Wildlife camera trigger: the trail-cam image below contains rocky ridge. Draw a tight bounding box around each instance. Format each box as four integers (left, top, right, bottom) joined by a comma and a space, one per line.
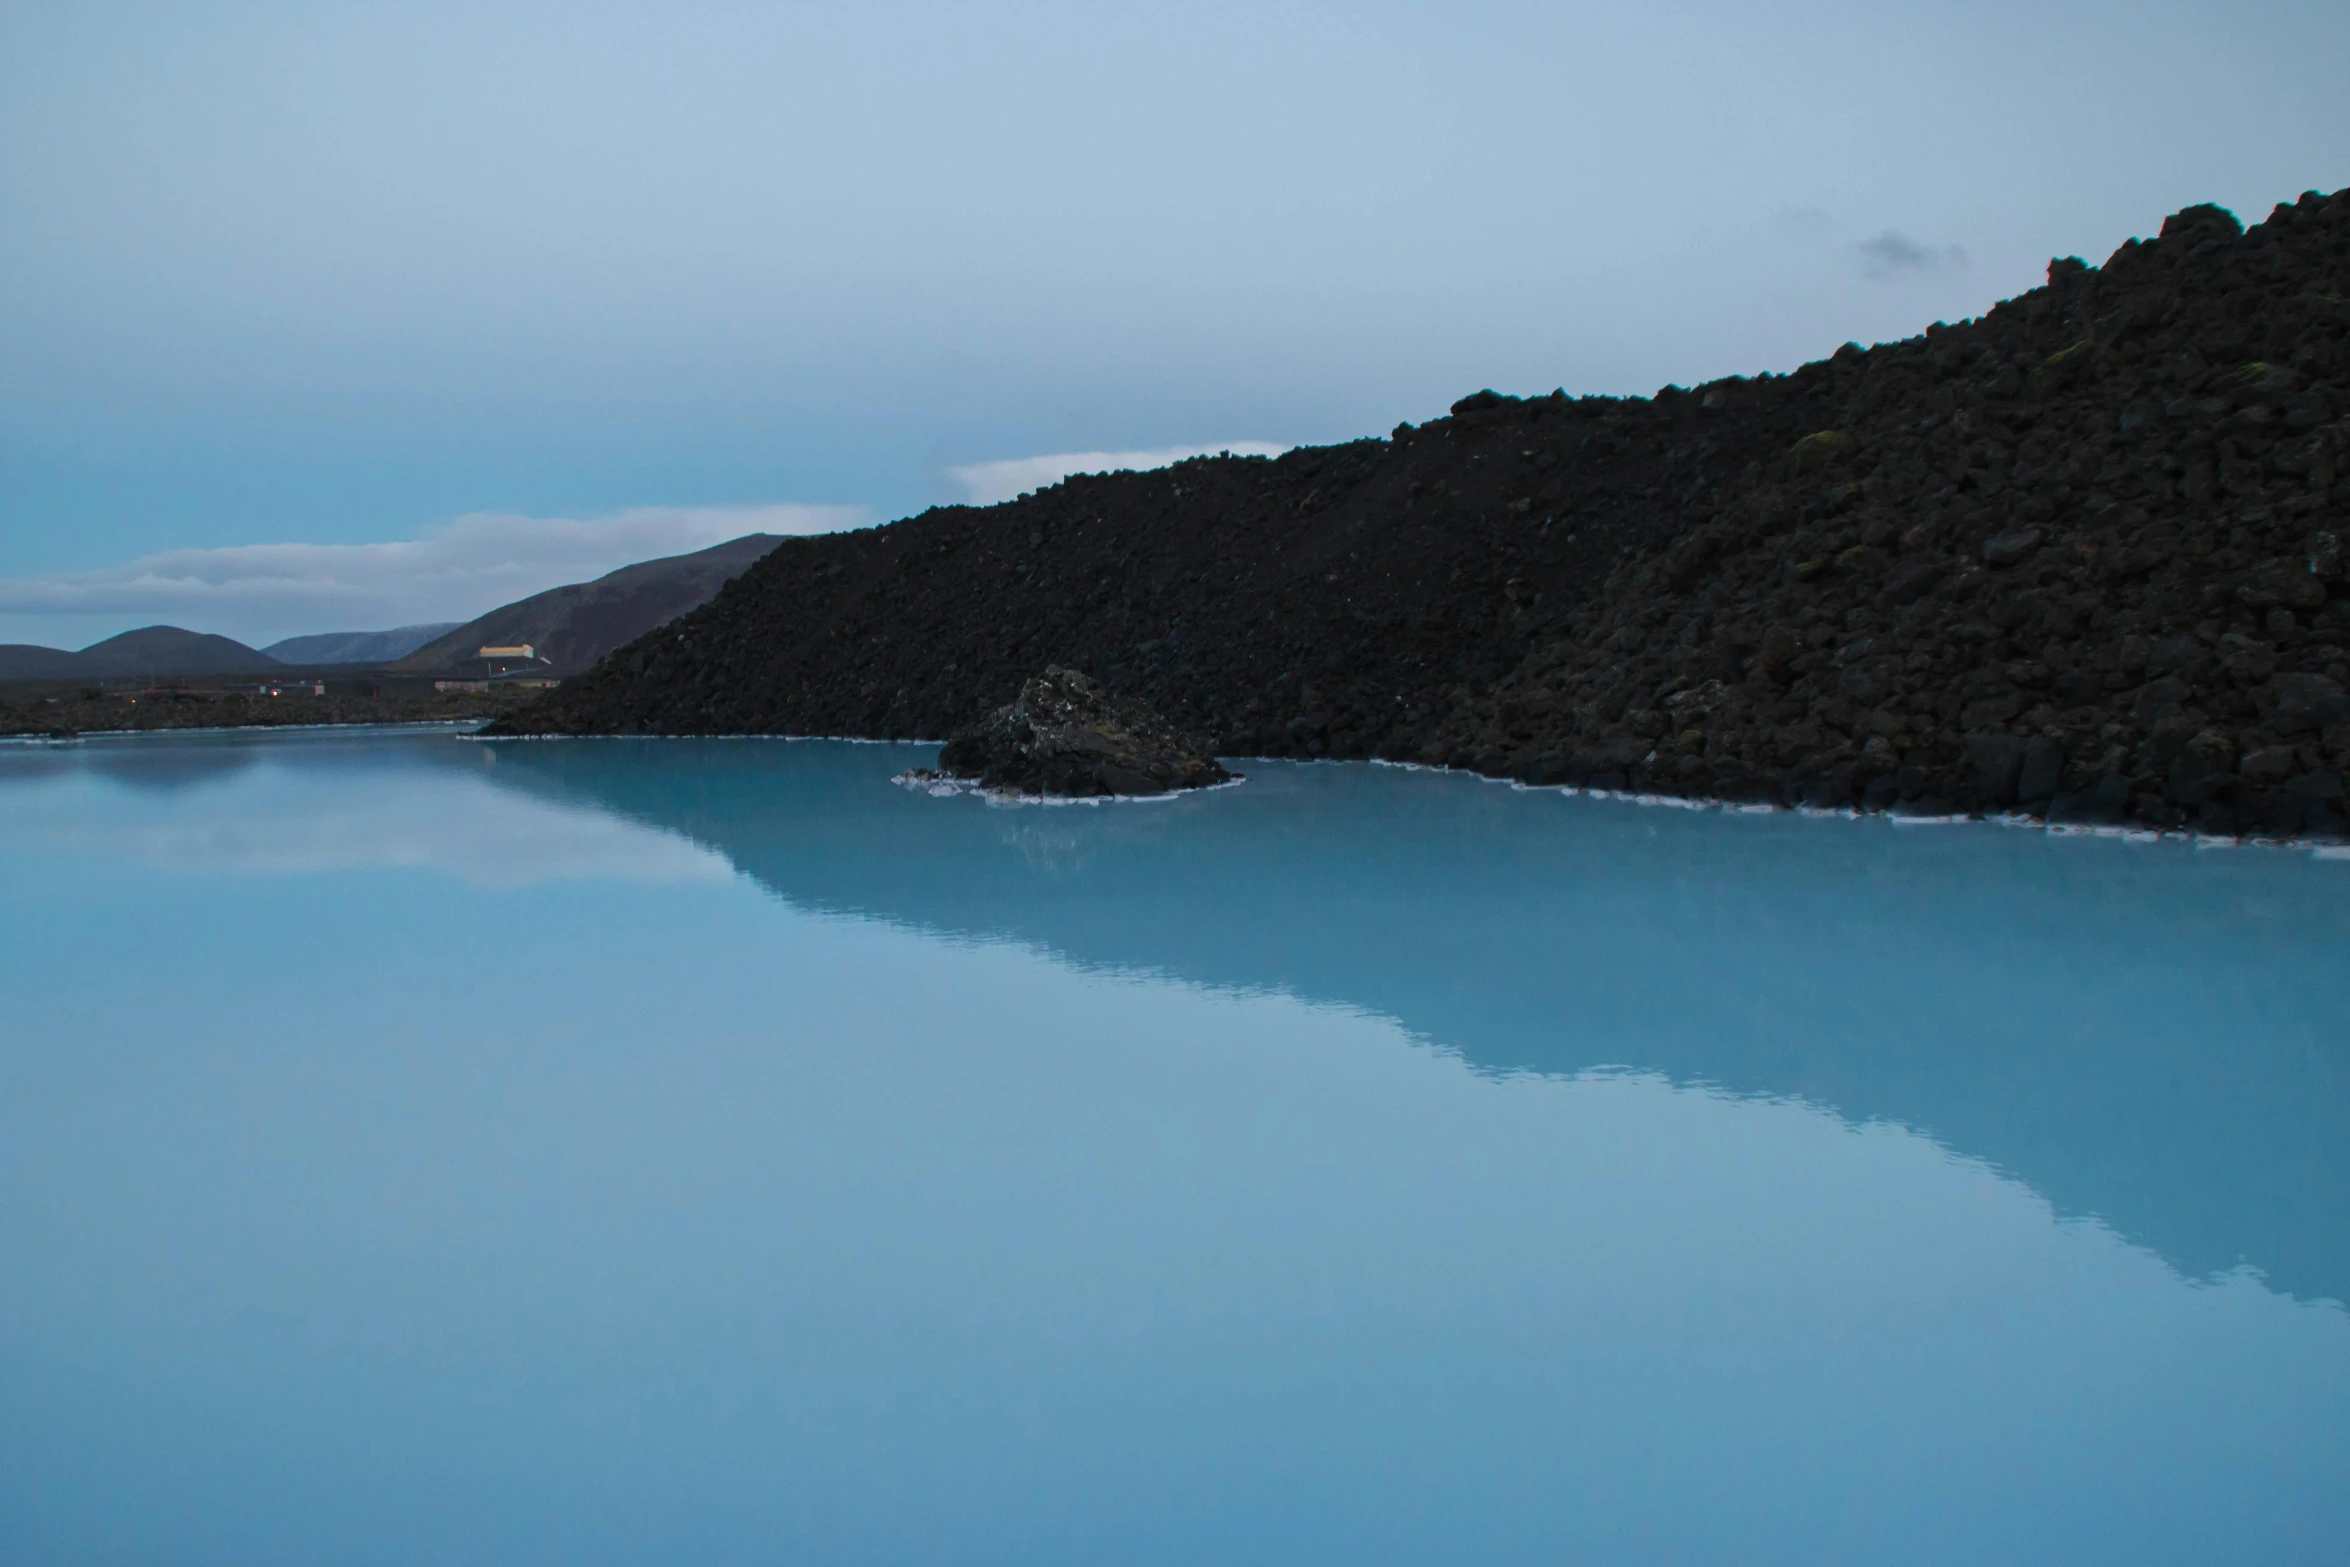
494, 186, 2350, 839
922, 666, 1229, 796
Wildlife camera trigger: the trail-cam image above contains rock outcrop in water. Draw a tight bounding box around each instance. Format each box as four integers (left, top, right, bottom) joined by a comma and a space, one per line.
491, 186, 2350, 839
925, 667, 1230, 796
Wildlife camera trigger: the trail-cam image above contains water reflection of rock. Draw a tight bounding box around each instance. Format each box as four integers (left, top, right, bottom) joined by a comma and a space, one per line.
481, 738, 2350, 1309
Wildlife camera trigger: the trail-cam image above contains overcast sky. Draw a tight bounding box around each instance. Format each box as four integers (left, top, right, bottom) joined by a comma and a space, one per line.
3, 0, 2344, 647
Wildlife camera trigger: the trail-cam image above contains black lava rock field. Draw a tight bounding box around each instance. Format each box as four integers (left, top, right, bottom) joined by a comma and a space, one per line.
495, 187, 2350, 838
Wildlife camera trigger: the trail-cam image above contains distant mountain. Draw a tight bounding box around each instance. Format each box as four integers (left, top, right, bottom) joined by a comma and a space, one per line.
261, 623, 462, 665
0, 626, 282, 682
0, 536, 788, 686
393, 534, 785, 676
76, 627, 282, 676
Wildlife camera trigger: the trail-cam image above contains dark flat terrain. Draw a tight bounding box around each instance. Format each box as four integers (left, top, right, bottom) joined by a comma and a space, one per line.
1, 685, 527, 737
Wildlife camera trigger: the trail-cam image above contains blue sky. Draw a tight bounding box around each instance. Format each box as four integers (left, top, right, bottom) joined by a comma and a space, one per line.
2, 0, 2345, 647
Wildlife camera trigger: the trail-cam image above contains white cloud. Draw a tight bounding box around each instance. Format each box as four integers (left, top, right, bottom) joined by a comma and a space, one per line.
946, 444, 1289, 507
0, 504, 867, 646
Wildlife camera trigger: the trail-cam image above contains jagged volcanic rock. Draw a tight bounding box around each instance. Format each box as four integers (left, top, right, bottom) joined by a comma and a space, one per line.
492, 186, 2350, 839
925, 667, 1230, 796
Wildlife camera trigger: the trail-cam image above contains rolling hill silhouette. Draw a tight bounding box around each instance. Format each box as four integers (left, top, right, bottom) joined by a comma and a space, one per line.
0, 626, 281, 681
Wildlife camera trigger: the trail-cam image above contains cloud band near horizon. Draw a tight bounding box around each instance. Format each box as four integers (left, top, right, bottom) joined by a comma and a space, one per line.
2, 444, 1287, 649
0, 504, 867, 649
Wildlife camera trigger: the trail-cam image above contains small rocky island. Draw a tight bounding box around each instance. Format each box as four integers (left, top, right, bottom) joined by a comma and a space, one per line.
921, 667, 1231, 797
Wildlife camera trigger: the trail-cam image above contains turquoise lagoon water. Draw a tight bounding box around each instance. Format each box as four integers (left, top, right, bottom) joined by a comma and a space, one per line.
1, 727, 2346, 1564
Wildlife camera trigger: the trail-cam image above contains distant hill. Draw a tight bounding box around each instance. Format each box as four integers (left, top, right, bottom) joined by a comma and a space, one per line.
0, 626, 282, 681
261, 623, 462, 665
77, 627, 282, 676
394, 534, 785, 675
0, 645, 90, 681
0, 537, 785, 686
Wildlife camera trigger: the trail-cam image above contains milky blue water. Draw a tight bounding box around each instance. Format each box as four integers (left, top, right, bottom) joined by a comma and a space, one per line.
2, 727, 2347, 1565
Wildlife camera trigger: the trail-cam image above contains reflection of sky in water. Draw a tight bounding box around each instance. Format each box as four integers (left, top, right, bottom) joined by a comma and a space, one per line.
0, 731, 729, 886
1, 729, 2346, 1565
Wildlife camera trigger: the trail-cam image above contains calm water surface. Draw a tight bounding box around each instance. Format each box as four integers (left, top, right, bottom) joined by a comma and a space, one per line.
2, 727, 2346, 1564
